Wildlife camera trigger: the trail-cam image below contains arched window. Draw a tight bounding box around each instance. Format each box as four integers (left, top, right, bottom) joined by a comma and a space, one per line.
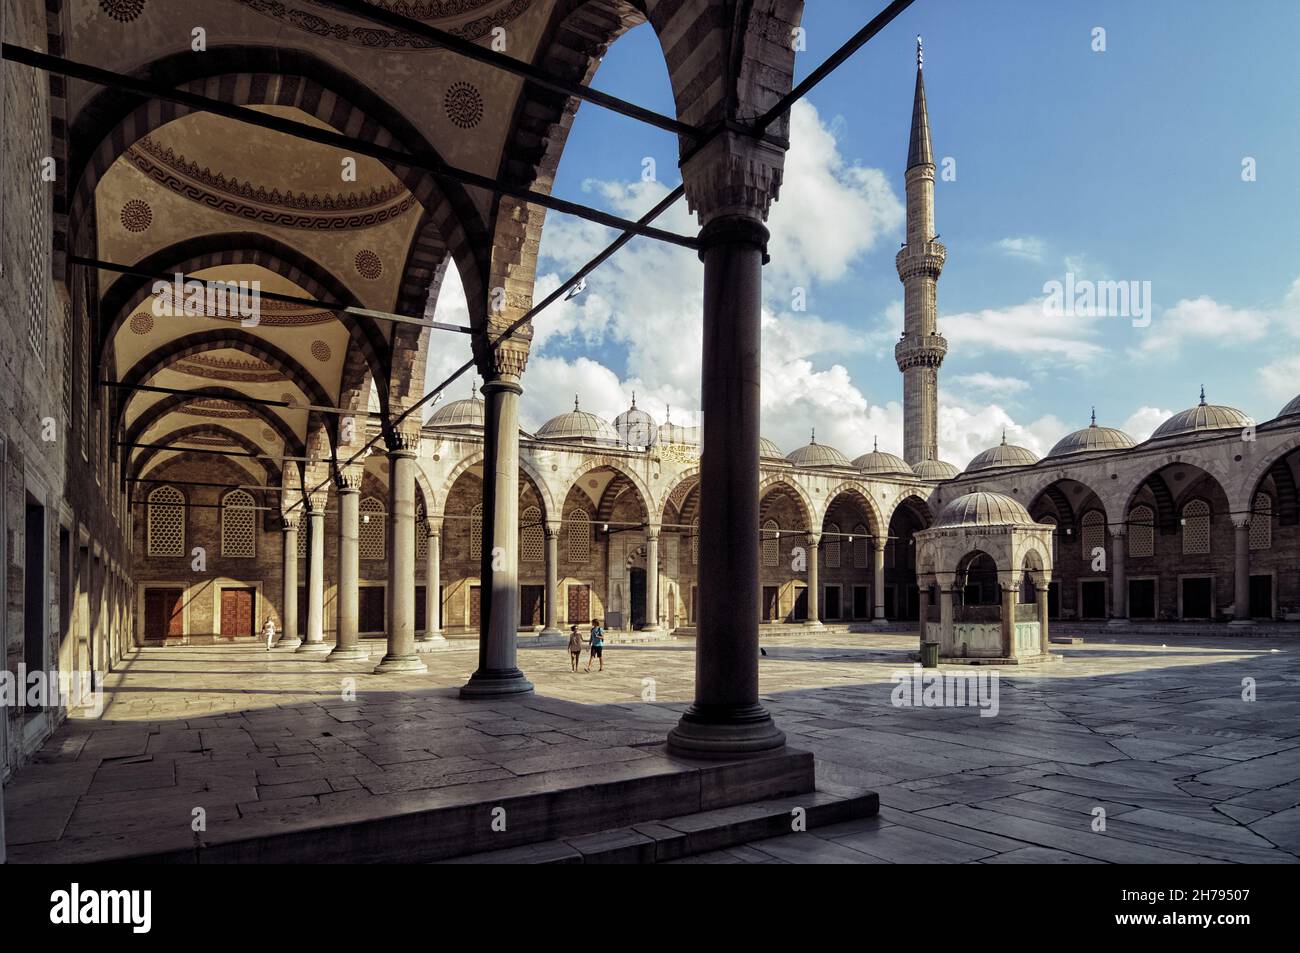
762, 520, 779, 567
1182, 499, 1210, 555
360, 496, 385, 560
691, 517, 699, 564
1038, 514, 1058, 563
853, 524, 868, 569
1128, 504, 1154, 557
521, 506, 543, 562
221, 489, 256, 558
824, 523, 841, 569
1080, 510, 1105, 561
566, 508, 589, 562
416, 501, 428, 561
147, 485, 185, 556
470, 503, 483, 561
1250, 494, 1272, 550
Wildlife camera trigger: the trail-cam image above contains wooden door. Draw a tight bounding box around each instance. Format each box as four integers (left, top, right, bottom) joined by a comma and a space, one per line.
519, 586, 544, 626
220, 588, 254, 638
763, 586, 780, 622
415, 586, 426, 632
469, 585, 481, 627
144, 589, 184, 639
567, 584, 590, 624
359, 586, 385, 633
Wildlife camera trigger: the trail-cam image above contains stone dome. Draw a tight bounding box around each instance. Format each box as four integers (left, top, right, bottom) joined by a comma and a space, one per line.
1277, 394, 1300, 419
760, 436, 785, 461
1047, 410, 1136, 458
852, 438, 913, 476
934, 491, 1035, 529
613, 394, 658, 447
786, 431, 851, 468
536, 397, 619, 445
428, 384, 484, 430
1151, 388, 1252, 440
657, 407, 700, 446
966, 433, 1039, 472
912, 458, 961, 481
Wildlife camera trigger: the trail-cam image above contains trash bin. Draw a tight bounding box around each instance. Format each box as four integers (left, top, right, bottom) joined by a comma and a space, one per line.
920, 640, 940, 668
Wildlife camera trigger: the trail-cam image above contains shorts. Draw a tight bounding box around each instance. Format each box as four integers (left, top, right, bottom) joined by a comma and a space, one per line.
590, 645, 603, 658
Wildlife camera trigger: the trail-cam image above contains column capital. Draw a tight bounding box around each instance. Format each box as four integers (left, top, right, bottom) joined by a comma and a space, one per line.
1232, 514, 1252, 530
872, 535, 888, 552
645, 523, 661, 540
334, 464, 364, 493
1109, 522, 1127, 538
385, 427, 421, 456
682, 130, 787, 226
425, 517, 443, 537
804, 530, 820, 546
544, 521, 560, 539
475, 340, 530, 382
280, 515, 300, 534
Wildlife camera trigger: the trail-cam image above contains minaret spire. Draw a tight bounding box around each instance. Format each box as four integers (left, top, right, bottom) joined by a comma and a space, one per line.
896, 38, 947, 466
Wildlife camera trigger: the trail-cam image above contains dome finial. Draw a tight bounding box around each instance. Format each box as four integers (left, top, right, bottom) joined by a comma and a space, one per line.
665, 404, 672, 424
1199, 385, 1206, 405
1090, 406, 1096, 427
574, 394, 580, 412
874, 435, 879, 452
1000, 428, 1007, 445
810, 428, 817, 445
916, 34, 923, 70
630, 391, 637, 409
471, 378, 478, 399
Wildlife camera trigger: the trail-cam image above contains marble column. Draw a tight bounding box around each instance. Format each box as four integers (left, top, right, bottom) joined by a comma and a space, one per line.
329, 473, 367, 661
1037, 582, 1051, 655
1001, 582, 1017, 659
376, 440, 427, 673
666, 208, 785, 758
917, 583, 931, 642
1230, 517, 1253, 625
805, 531, 822, 625
278, 519, 300, 647
938, 585, 954, 654
297, 507, 328, 652
643, 526, 661, 631
418, 522, 447, 646
872, 537, 887, 620
462, 373, 533, 697
1108, 525, 1128, 625
540, 524, 561, 637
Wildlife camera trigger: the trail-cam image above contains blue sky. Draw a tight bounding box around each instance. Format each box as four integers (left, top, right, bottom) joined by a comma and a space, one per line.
432, 0, 1300, 466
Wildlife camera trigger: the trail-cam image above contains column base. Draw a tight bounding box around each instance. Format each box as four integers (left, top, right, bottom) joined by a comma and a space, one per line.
667, 703, 787, 760
459, 667, 534, 699
416, 633, 449, 652
1106, 618, 1130, 627
373, 654, 428, 674
327, 646, 370, 662
538, 627, 563, 638
1228, 618, 1256, 627
295, 641, 330, 654
276, 637, 302, 649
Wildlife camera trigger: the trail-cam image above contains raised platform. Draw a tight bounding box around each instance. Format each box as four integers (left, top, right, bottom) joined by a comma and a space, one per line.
1064, 621, 1300, 637
676, 623, 852, 639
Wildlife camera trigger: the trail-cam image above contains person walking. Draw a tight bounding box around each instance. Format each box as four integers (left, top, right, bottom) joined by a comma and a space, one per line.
585, 618, 605, 672
262, 617, 278, 651
567, 624, 584, 672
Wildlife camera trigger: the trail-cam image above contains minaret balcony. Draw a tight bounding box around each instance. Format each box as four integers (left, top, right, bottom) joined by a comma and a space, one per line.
895, 241, 946, 280
895, 333, 948, 371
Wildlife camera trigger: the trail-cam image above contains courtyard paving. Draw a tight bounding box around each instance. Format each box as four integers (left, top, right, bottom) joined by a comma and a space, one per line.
6, 631, 1300, 863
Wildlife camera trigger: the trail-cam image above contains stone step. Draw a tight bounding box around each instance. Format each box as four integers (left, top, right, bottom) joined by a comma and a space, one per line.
439, 788, 879, 864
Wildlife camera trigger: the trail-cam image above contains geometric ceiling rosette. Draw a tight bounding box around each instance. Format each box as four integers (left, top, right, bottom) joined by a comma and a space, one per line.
235, 0, 532, 46
98, 0, 146, 23
119, 198, 152, 232
354, 250, 383, 280
444, 82, 484, 130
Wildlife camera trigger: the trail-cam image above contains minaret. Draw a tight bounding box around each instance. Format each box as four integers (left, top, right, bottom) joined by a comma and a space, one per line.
895, 36, 947, 466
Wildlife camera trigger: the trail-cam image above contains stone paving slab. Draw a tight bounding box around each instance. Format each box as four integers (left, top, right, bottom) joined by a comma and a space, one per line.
5, 632, 1300, 863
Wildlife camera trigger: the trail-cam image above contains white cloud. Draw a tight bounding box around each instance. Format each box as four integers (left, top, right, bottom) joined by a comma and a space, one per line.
1121, 406, 1174, 443
996, 236, 1044, 262
941, 299, 1108, 368
1259, 356, 1300, 403
949, 372, 1030, 398
937, 400, 1066, 467
1133, 295, 1268, 357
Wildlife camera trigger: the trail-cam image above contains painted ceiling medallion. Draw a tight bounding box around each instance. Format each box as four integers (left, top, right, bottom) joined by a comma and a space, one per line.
237, 0, 530, 47
262, 428, 277, 442
100, 0, 146, 22
120, 199, 153, 232
178, 399, 255, 420
129, 312, 155, 335
310, 340, 332, 362
444, 82, 484, 129
354, 249, 383, 280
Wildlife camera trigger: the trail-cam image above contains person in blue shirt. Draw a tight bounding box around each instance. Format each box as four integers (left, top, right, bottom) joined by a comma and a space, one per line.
585, 618, 605, 672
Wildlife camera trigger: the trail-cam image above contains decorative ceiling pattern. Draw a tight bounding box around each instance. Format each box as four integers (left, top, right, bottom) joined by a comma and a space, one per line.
177, 399, 258, 420
148, 286, 337, 327
172, 354, 286, 384
99, 0, 146, 22
120, 198, 152, 232
125, 135, 418, 231
237, 0, 533, 47
444, 82, 484, 129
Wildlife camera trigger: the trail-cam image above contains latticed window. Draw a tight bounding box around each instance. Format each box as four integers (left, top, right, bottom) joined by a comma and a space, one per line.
147, 486, 185, 556
853, 524, 868, 569
762, 520, 779, 567
1080, 510, 1105, 560
1039, 514, 1058, 562
1129, 505, 1154, 557
360, 496, 385, 560
26, 71, 48, 360
470, 503, 483, 561
1250, 494, 1272, 551
416, 502, 428, 561
1182, 499, 1210, 555
824, 523, 841, 569
521, 506, 543, 562
297, 520, 308, 558
691, 517, 699, 564
62, 299, 73, 426
566, 508, 590, 562
221, 490, 256, 557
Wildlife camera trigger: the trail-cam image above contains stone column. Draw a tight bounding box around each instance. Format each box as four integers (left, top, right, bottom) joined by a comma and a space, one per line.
1108, 525, 1128, 626
1001, 581, 1017, 659
1230, 517, 1253, 625
329, 471, 367, 661
418, 521, 447, 647
938, 584, 954, 655
643, 525, 661, 631
805, 531, 822, 625
540, 523, 561, 637
297, 506, 328, 652
278, 519, 301, 647
462, 371, 533, 697
1037, 582, 1051, 655
376, 437, 427, 673
872, 537, 887, 620
667, 150, 786, 757
917, 582, 931, 642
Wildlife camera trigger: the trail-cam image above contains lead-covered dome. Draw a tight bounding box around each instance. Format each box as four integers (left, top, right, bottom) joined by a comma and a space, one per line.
760, 437, 785, 461
1047, 410, 1136, 458
966, 433, 1039, 472
613, 394, 658, 447
853, 438, 913, 476
786, 431, 851, 468
1279, 394, 1300, 419
912, 458, 961, 481
934, 491, 1034, 528
537, 397, 619, 445
428, 383, 485, 430
1151, 388, 1251, 440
